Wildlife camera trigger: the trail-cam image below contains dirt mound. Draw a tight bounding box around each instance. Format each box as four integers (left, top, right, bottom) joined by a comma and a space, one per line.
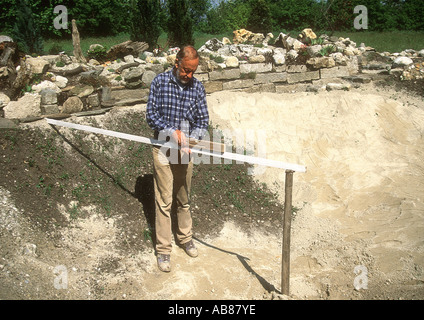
1, 82, 423, 300
207, 83, 424, 299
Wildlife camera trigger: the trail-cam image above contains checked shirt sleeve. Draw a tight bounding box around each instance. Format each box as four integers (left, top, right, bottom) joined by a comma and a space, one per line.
146, 75, 177, 136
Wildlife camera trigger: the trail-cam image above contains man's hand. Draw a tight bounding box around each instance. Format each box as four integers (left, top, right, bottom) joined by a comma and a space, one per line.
173, 130, 191, 154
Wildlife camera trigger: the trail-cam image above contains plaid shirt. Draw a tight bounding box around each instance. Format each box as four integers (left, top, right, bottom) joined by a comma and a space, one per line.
146, 69, 209, 140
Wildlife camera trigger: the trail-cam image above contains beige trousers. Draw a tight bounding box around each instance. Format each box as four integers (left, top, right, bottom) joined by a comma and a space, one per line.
152, 146, 193, 254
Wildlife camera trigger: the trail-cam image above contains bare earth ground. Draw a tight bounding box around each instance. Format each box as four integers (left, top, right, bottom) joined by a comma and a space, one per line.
0, 78, 423, 301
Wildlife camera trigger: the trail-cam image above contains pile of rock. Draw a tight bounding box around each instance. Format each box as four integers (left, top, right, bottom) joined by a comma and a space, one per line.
194, 28, 423, 93
0, 40, 175, 120
1, 29, 423, 123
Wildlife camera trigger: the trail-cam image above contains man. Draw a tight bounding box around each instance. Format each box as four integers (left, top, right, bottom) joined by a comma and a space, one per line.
146, 45, 209, 272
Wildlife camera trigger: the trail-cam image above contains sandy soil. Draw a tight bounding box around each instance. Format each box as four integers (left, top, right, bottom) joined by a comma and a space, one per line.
1, 83, 423, 300
207, 84, 424, 299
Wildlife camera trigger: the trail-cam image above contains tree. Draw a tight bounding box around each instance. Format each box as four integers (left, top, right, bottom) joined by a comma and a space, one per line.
167, 0, 194, 48
130, 0, 162, 50
70, 0, 129, 36
268, 0, 320, 32
188, 0, 212, 29
12, 0, 44, 55
246, 0, 272, 34
389, 0, 424, 31
0, 0, 17, 37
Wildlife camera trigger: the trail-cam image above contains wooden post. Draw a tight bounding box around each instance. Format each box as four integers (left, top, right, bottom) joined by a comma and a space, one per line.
281, 170, 294, 295
72, 19, 86, 63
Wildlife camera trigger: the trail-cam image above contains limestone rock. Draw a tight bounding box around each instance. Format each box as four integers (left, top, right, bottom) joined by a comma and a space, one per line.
225, 56, 239, 68
106, 40, 149, 61
0, 92, 11, 107
307, 57, 336, 69
40, 88, 58, 105
142, 70, 157, 87
393, 56, 414, 67
41, 104, 60, 115
89, 44, 105, 52
222, 37, 232, 45
124, 55, 135, 63
0, 118, 17, 129
210, 68, 241, 81
240, 63, 272, 74
87, 94, 100, 107
4, 93, 41, 119
326, 82, 351, 91
248, 55, 266, 63
61, 96, 83, 114
32, 80, 61, 94
233, 29, 252, 44
205, 38, 224, 51
167, 54, 177, 66
307, 45, 322, 57
26, 57, 50, 74
54, 75, 68, 88
88, 59, 100, 66
286, 37, 304, 51
0, 35, 14, 43
273, 53, 286, 65
299, 28, 317, 44
42, 55, 62, 66
233, 29, 264, 45
287, 50, 298, 60
69, 84, 94, 98
250, 33, 265, 45
125, 80, 143, 89
123, 67, 143, 82
330, 52, 348, 66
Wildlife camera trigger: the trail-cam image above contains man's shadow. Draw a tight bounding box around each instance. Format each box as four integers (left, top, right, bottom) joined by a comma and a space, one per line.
133, 174, 189, 251
134, 174, 156, 245
133, 175, 278, 293
193, 236, 278, 293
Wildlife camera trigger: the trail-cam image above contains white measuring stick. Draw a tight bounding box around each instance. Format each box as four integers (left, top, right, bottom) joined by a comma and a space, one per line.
46, 118, 307, 173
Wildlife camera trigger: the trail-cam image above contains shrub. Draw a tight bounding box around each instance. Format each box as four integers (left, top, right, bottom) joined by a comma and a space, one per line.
130, 0, 162, 50
48, 43, 64, 55
12, 0, 44, 55
87, 45, 108, 62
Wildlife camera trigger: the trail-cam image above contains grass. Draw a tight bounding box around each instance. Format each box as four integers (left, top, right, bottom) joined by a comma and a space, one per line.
43, 30, 424, 57
43, 31, 233, 56
330, 30, 424, 53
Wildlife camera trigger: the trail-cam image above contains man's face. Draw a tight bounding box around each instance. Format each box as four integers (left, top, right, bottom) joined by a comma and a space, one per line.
175, 57, 199, 85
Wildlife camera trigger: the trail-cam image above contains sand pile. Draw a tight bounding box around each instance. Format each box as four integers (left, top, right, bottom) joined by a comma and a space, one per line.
207, 88, 424, 298
2, 86, 423, 300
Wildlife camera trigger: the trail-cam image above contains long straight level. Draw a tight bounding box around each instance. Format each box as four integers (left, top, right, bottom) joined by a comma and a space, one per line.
45, 118, 307, 173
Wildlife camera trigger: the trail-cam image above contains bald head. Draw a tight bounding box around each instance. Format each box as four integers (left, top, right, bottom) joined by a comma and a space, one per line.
174, 45, 199, 85
176, 45, 199, 62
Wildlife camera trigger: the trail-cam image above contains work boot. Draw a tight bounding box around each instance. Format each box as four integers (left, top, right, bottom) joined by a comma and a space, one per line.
157, 253, 171, 272
184, 240, 198, 258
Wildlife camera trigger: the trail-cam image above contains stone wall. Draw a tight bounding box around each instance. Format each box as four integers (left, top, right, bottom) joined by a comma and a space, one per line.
1, 30, 424, 125
199, 62, 357, 94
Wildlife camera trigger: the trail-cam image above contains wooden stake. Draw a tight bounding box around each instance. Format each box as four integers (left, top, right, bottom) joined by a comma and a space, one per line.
281, 170, 294, 295
72, 19, 86, 63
